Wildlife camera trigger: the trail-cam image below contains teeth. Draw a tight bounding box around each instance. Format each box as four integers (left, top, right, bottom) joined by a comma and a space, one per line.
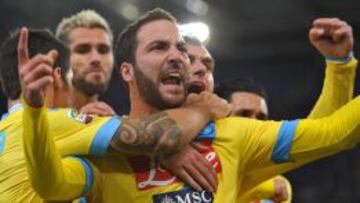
169, 73, 180, 77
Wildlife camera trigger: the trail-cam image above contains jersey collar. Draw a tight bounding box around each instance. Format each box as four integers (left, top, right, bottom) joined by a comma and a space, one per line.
1, 103, 23, 120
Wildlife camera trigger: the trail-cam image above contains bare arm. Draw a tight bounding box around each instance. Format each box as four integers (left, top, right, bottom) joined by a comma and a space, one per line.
109, 92, 231, 156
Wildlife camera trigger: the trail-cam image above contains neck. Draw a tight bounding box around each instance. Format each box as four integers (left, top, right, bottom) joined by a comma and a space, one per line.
69, 89, 99, 110
128, 89, 158, 119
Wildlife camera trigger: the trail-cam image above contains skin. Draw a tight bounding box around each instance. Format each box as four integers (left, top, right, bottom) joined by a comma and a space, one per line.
67, 27, 114, 110
121, 20, 189, 117
18, 26, 230, 157
230, 92, 268, 120
187, 43, 215, 93
166, 17, 354, 202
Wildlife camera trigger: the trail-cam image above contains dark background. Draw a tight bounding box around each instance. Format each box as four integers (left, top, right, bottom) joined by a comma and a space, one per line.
1, 0, 359, 202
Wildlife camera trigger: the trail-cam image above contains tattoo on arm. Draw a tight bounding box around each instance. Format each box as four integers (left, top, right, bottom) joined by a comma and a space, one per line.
110, 112, 183, 155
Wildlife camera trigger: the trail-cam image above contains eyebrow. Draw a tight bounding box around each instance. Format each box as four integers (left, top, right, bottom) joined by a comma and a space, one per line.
146, 39, 170, 48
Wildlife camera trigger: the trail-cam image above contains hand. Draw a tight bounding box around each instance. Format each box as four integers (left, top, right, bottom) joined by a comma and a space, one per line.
186, 91, 232, 120
309, 18, 353, 58
270, 178, 289, 203
17, 27, 58, 108
80, 101, 116, 116
161, 142, 218, 192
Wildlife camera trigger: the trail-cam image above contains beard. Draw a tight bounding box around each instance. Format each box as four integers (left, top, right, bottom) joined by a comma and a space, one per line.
72, 75, 109, 97
133, 65, 185, 110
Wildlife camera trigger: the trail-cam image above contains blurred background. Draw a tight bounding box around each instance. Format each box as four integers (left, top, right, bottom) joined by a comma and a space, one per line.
1, 0, 359, 202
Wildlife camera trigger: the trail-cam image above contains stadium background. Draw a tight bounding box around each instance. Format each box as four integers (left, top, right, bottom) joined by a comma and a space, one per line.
0, 0, 359, 202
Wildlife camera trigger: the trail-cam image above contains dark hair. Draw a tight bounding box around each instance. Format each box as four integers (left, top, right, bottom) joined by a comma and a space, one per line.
0, 28, 70, 100
114, 8, 177, 70
214, 77, 267, 102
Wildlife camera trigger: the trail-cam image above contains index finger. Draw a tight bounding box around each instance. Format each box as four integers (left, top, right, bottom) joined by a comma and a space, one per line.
17, 27, 29, 67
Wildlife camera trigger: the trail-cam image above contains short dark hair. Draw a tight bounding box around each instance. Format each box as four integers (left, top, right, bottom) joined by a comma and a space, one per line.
0, 28, 70, 100
114, 8, 177, 70
214, 77, 267, 102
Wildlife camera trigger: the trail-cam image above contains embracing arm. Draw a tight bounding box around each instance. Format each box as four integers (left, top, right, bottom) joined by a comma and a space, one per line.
109, 92, 231, 156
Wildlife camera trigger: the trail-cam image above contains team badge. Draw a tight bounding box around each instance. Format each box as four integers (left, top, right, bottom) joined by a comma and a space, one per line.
67, 109, 94, 124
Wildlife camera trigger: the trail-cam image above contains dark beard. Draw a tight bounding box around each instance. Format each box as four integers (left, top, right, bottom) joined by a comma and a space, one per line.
72, 76, 109, 97
133, 65, 184, 110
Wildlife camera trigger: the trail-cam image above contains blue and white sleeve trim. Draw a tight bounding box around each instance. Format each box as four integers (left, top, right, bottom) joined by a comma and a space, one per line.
325, 51, 354, 63
271, 120, 299, 163
89, 116, 121, 156
71, 156, 94, 196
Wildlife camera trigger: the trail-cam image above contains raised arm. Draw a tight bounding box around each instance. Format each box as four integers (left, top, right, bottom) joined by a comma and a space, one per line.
18, 27, 96, 200
240, 18, 357, 202
308, 18, 358, 118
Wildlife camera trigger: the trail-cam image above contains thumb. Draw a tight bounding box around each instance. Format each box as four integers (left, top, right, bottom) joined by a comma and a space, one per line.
47, 49, 59, 65
185, 93, 199, 105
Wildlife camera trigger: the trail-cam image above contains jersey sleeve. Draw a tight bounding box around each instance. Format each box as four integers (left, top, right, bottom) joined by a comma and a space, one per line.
48, 108, 121, 157
240, 58, 358, 196
239, 177, 275, 202
22, 101, 112, 201
237, 95, 360, 193
308, 57, 358, 118
239, 175, 292, 203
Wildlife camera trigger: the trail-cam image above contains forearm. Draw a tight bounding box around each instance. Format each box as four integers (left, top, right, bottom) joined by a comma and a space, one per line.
22, 102, 87, 200
110, 105, 211, 156
308, 57, 358, 118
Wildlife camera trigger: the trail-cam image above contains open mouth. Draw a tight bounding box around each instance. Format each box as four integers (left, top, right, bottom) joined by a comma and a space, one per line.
187, 81, 205, 94
161, 73, 183, 86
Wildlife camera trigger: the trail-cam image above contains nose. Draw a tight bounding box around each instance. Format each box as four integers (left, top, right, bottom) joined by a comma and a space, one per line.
167, 46, 187, 70
191, 59, 206, 79
89, 48, 101, 66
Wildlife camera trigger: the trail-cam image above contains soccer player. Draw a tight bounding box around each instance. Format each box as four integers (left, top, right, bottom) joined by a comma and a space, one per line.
56, 9, 116, 115
167, 18, 357, 202
0, 27, 228, 202
83, 9, 360, 202
24, 9, 360, 203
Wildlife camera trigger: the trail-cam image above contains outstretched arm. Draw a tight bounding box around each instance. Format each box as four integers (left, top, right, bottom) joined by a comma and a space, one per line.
308, 18, 357, 118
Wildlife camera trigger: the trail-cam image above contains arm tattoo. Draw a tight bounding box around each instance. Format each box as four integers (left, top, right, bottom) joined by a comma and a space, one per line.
110, 112, 183, 155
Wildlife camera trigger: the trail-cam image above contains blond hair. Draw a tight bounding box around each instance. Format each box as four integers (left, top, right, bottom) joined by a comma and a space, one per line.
56, 9, 113, 44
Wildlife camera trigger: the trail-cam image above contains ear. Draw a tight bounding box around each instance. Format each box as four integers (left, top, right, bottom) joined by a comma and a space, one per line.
53, 67, 63, 89
120, 62, 134, 82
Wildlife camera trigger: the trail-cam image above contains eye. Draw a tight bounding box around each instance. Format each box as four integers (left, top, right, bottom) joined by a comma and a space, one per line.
177, 43, 188, 54
150, 42, 169, 51
97, 44, 111, 54
202, 58, 215, 72
74, 44, 91, 54
188, 55, 196, 64
234, 109, 253, 118
257, 113, 268, 121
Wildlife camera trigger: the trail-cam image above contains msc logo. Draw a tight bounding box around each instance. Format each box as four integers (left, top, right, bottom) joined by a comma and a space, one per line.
153, 188, 213, 203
